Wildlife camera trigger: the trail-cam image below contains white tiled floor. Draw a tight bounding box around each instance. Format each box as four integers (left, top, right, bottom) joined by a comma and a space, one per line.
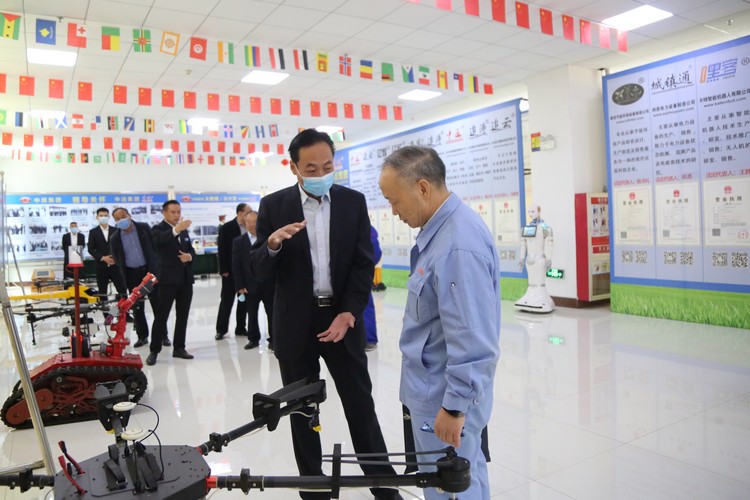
1, 278, 749, 499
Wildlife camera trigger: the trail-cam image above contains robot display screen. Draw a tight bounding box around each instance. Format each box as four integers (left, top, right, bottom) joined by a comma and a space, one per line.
522, 225, 538, 237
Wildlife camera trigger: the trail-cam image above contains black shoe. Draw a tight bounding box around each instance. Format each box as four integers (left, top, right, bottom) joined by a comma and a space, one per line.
162, 338, 172, 347
146, 352, 157, 366
244, 340, 259, 350
215, 332, 226, 340
234, 329, 248, 337
173, 348, 194, 359
267, 339, 273, 351
133, 338, 148, 348
365, 343, 377, 352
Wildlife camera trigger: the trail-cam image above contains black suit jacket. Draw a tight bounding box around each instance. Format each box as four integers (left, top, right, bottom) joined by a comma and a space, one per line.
62, 232, 85, 268
249, 184, 375, 361
87, 225, 117, 266
217, 218, 242, 275
233, 233, 269, 296
110, 221, 158, 283
151, 220, 195, 286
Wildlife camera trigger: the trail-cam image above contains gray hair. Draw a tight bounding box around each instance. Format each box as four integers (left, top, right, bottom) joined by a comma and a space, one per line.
382, 146, 446, 188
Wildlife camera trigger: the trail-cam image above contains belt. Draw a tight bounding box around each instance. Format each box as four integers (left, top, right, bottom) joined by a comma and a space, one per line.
313, 295, 334, 307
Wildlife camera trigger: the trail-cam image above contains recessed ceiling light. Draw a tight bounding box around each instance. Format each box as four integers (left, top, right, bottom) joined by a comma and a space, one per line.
149, 148, 173, 156
29, 110, 66, 120
249, 151, 275, 159
398, 89, 441, 101
316, 126, 343, 134
241, 70, 290, 85
27, 48, 77, 67
602, 5, 673, 31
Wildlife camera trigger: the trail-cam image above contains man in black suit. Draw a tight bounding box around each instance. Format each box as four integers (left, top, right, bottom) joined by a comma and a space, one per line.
110, 207, 159, 348
232, 210, 274, 350
215, 202, 253, 341
147, 200, 195, 366
249, 129, 402, 500
88, 207, 127, 299
61, 221, 84, 279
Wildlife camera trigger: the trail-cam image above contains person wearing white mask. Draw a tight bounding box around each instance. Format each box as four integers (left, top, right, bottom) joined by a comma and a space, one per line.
61, 221, 85, 279
87, 207, 127, 301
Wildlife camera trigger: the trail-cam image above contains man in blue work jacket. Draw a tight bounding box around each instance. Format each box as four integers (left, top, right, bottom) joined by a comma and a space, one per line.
379, 146, 501, 499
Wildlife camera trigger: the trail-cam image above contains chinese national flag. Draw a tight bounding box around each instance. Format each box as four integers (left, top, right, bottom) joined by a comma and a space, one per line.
121, 137, 131, 150
540, 8, 553, 35
78, 81, 93, 101
44, 135, 54, 147
113, 84, 127, 104
187, 140, 195, 152
207, 93, 220, 111
139, 138, 148, 151
202, 140, 211, 152
155, 139, 164, 149
344, 103, 354, 119
233, 142, 240, 154
515, 2, 529, 29
289, 99, 300, 116
228, 95, 240, 112
580, 19, 592, 44
361, 104, 371, 120
24, 134, 33, 147
19, 76, 35, 96
377, 105, 387, 120
162, 89, 175, 107
327, 102, 338, 118
171, 140, 179, 152
393, 106, 403, 121
103, 137, 113, 149
0, 73, 5, 93
81, 137, 91, 150
206, 155, 214, 165
435, 0, 452, 10
184, 91, 197, 109
138, 87, 152, 106
262, 144, 270, 153
491, 0, 505, 23
62, 136, 73, 149
218, 141, 225, 153
617, 30, 628, 52
247, 143, 256, 154
310, 101, 321, 117
599, 24, 610, 49
277, 144, 285, 155
270, 98, 281, 115
465, 0, 479, 16
562, 15, 575, 41
49, 79, 64, 99
250, 97, 261, 114
1, 132, 11, 146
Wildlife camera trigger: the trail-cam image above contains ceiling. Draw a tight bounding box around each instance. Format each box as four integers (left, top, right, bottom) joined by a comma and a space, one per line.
1, 0, 750, 151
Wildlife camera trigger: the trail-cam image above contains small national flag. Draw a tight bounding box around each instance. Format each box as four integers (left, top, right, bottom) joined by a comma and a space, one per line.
102, 26, 120, 50
361, 104, 371, 120
163, 122, 175, 134
293, 49, 309, 70
202, 140, 211, 152
250, 97, 261, 114
381, 62, 394, 82
103, 137, 113, 149
617, 29, 628, 52
160, 31, 180, 56
339, 55, 352, 76
515, 1, 530, 29
107, 116, 118, 130
36, 18, 56, 45
1, 132, 11, 145
491, 0, 505, 23
464, 0, 479, 16
599, 24, 611, 49
113, 84, 127, 104
24, 134, 34, 147
228, 95, 240, 112
223, 124, 234, 138
540, 8, 553, 35
469, 75, 479, 93
437, 70, 448, 89
218, 141, 226, 153
344, 103, 354, 119
208, 93, 220, 111
184, 91, 196, 109
436, 0, 452, 10
316, 52, 328, 72
360, 60, 373, 79
233, 142, 240, 153
44, 135, 54, 146
271, 98, 282, 115
55, 115, 68, 129
0, 73, 5, 93
190, 37, 207, 60
67, 22, 87, 48
19, 76, 35, 96
2, 13, 21, 40
144, 118, 154, 133
245, 45, 261, 67
484, 83, 494, 94
62, 136, 72, 149
78, 81, 93, 101
378, 105, 387, 121
562, 15, 575, 41
274, 48, 286, 69
393, 106, 403, 121
218, 41, 234, 64
310, 101, 321, 117
138, 87, 152, 106
268, 47, 282, 69
139, 138, 148, 151
240, 125, 249, 138
418, 66, 430, 85
269, 124, 278, 137
124, 116, 135, 131
580, 19, 592, 45
72, 113, 84, 129
132, 28, 152, 52
289, 99, 301, 116
162, 89, 175, 107
171, 140, 179, 152
179, 120, 188, 134
255, 125, 265, 138
90, 115, 102, 130
81, 137, 91, 149
49, 78, 64, 99
402, 65, 414, 83
328, 102, 338, 118
14, 111, 25, 127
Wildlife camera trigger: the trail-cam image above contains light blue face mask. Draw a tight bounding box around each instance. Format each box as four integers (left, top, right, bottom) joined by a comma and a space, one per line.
299, 171, 334, 198
115, 218, 131, 230
70, 227, 79, 234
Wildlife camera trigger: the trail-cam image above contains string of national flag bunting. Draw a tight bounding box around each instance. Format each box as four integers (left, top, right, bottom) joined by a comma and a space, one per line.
405, 0, 628, 52
0, 11, 495, 94
1, 148, 280, 166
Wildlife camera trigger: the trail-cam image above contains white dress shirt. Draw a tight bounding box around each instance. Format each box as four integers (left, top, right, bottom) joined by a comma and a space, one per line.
299, 185, 333, 296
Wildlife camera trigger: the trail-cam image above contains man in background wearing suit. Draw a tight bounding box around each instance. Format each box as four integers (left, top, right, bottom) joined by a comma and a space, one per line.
110, 207, 159, 348
215, 202, 253, 341
249, 129, 402, 500
87, 207, 126, 299
61, 221, 84, 279
233, 210, 274, 350
147, 200, 195, 366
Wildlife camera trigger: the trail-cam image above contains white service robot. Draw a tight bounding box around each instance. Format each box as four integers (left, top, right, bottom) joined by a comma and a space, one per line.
516, 206, 555, 313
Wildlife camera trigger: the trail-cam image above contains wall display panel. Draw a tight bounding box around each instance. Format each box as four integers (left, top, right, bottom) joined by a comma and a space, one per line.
174, 192, 261, 254
603, 35, 750, 294
338, 101, 526, 274
5, 193, 167, 261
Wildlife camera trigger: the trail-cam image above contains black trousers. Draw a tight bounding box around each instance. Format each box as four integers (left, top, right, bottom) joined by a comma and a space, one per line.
278, 306, 398, 500
95, 263, 127, 298
215, 274, 246, 335
124, 266, 159, 341
150, 283, 192, 353
245, 288, 274, 343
